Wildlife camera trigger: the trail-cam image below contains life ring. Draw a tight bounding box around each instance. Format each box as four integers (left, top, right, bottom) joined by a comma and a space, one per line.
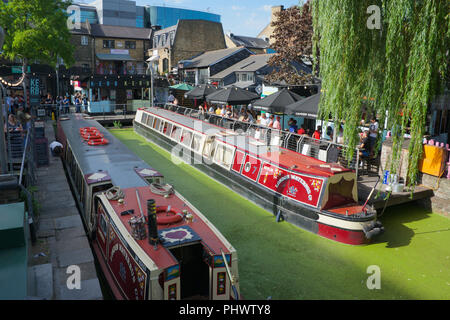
81, 133, 104, 140
88, 138, 109, 146
80, 127, 97, 132
155, 206, 184, 225
80, 129, 100, 135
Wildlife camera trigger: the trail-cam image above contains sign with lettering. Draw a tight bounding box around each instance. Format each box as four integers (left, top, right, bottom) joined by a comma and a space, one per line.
12, 66, 31, 74
257, 162, 324, 207
29, 77, 41, 107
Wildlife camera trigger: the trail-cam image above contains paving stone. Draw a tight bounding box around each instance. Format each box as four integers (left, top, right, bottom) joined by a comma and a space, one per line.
58, 247, 95, 268
59, 278, 103, 300
28, 264, 54, 300
56, 226, 87, 241
54, 215, 83, 230
41, 205, 79, 219
55, 236, 90, 255
37, 219, 56, 238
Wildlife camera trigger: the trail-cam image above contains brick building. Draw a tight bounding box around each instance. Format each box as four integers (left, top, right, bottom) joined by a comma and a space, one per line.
151, 19, 227, 76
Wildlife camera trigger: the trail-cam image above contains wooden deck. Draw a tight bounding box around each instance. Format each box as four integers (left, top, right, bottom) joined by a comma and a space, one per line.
357, 175, 434, 211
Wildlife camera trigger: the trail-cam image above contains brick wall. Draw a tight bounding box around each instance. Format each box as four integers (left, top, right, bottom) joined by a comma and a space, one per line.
70, 34, 94, 69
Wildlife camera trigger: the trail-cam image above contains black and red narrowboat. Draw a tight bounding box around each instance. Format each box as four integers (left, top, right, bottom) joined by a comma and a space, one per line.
134, 107, 384, 245
57, 114, 240, 300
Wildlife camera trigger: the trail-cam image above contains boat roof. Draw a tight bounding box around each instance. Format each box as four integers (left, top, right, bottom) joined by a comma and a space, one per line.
143, 107, 351, 178
59, 114, 154, 189
106, 186, 232, 270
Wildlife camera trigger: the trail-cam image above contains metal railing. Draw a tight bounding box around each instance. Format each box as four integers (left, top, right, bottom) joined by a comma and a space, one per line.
155, 103, 362, 176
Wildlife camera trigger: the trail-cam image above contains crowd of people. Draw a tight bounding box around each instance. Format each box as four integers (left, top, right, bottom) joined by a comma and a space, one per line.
194, 101, 334, 141
3, 92, 31, 135
42, 92, 89, 115
193, 100, 381, 161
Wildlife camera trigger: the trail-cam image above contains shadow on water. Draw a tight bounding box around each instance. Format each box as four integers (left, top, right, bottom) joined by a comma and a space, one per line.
372, 201, 437, 248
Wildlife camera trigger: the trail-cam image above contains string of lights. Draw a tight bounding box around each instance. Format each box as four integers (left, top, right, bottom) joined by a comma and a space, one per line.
0, 73, 26, 87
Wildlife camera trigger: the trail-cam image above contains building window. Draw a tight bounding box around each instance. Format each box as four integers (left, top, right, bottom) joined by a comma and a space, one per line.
162, 58, 169, 73
125, 41, 136, 49
184, 71, 196, 85
103, 40, 115, 49
81, 36, 89, 46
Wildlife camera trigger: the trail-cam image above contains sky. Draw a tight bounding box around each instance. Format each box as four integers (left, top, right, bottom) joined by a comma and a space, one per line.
78, 0, 302, 37
143, 0, 302, 36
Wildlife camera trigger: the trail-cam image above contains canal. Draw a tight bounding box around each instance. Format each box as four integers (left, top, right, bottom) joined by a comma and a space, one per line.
111, 128, 450, 300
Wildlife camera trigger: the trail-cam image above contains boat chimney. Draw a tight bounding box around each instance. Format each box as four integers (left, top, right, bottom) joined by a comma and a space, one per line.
147, 199, 159, 246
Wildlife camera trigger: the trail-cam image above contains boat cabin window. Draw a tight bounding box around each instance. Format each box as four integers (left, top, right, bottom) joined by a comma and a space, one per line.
191, 134, 203, 153
146, 115, 154, 127
203, 136, 216, 159
181, 129, 193, 147
141, 113, 148, 124
171, 126, 182, 141
153, 118, 162, 130
159, 121, 166, 132
99, 212, 108, 238
164, 123, 173, 136
214, 144, 234, 168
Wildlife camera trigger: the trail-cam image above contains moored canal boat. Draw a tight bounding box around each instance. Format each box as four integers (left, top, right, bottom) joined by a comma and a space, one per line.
57, 114, 240, 300
134, 107, 384, 245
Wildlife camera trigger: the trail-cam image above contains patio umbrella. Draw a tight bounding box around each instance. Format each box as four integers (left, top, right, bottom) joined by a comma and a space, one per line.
169, 83, 194, 91
284, 93, 320, 119
252, 88, 304, 114
206, 86, 260, 105
184, 84, 219, 100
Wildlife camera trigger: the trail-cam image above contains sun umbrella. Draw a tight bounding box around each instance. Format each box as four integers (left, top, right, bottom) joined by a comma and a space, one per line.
184, 84, 219, 100
206, 86, 260, 105
284, 93, 320, 119
169, 83, 194, 91
252, 88, 304, 114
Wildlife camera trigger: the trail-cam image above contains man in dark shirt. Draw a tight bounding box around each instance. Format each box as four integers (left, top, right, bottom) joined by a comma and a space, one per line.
359, 130, 371, 158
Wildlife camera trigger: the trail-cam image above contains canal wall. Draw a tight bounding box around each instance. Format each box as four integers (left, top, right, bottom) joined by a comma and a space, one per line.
418, 174, 450, 217
380, 139, 450, 217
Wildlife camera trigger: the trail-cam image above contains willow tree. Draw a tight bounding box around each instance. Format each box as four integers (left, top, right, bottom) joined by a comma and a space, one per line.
312, 0, 449, 186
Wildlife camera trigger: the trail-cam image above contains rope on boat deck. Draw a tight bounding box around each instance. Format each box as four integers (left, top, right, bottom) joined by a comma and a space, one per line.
150, 183, 174, 196
106, 186, 125, 201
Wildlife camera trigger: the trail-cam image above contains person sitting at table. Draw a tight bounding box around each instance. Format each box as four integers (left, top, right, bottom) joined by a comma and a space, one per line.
297, 124, 306, 135
312, 126, 322, 140
359, 130, 371, 158
273, 116, 282, 130
260, 113, 269, 126
4, 114, 22, 133
289, 120, 298, 133
267, 115, 275, 128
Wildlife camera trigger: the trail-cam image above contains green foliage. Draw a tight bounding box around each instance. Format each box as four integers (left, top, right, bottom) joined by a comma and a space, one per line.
0, 0, 75, 68
312, 0, 449, 187
113, 121, 123, 129
266, 1, 315, 85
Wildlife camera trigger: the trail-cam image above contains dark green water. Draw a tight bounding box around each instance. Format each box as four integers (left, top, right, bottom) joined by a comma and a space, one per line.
112, 128, 450, 300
